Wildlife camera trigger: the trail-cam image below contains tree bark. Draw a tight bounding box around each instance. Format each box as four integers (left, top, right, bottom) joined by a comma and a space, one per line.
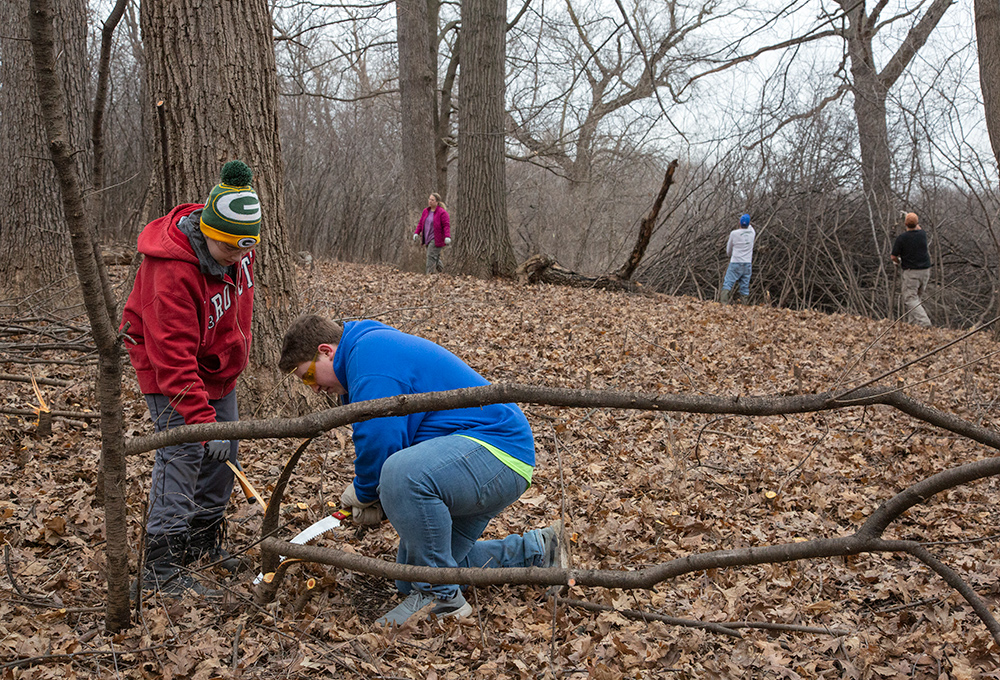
396, 0, 439, 273
455, 0, 516, 277
28, 0, 130, 632
0, 0, 86, 306
614, 159, 679, 280
838, 0, 955, 232
139, 0, 298, 415
976, 0, 1000, 169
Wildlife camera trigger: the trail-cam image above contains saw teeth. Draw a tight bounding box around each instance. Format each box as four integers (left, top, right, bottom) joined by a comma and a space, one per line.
253, 514, 344, 585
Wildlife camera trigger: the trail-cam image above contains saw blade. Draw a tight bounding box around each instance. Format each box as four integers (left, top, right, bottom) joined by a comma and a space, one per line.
253, 510, 351, 585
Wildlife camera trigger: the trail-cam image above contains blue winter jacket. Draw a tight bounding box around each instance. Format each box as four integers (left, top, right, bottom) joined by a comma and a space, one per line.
334, 320, 536, 503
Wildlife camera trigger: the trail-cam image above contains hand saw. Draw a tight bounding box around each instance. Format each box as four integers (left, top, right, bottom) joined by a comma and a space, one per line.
253, 506, 352, 585
226, 460, 267, 508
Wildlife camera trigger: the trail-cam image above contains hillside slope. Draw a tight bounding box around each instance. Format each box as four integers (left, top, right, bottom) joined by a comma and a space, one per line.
2, 260, 999, 678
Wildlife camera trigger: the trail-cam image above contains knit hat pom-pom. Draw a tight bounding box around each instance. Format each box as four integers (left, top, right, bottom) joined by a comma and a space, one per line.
220, 159, 253, 187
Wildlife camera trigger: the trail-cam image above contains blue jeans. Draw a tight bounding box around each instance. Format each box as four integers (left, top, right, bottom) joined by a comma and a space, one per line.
723, 262, 752, 296
144, 391, 238, 536
378, 435, 543, 600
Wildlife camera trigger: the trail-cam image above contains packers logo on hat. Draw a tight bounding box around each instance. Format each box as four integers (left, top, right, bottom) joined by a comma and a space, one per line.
200, 160, 262, 247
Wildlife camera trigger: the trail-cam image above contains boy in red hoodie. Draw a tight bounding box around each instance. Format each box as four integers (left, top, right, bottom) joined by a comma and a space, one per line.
121, 160, 260, 597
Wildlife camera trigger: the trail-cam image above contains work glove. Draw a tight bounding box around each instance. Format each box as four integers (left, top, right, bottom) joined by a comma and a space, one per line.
341, 483, 384, 525
354, 501, 386, 525
412, 232, 420, 242
444, 237, 451, 246
205, 439, 231, 462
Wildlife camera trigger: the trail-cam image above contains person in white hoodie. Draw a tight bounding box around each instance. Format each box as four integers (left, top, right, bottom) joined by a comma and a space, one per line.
721, 213, 756, 304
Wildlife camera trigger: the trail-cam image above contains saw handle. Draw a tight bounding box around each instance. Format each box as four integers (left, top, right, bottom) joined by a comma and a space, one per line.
331, 509, 352, 521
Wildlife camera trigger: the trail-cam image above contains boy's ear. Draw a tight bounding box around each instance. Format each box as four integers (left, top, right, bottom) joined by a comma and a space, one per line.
318, 343, 337, 358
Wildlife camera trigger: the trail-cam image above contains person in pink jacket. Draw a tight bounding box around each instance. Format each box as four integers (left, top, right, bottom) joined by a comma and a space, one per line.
412, 192, 452, 274
121, 160, 260, 598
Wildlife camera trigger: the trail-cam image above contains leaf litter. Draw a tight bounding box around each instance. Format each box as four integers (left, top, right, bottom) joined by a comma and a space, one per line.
1, 260, 999, 678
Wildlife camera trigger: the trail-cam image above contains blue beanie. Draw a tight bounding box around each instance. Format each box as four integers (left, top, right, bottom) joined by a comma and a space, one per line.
740, 214, 751, 227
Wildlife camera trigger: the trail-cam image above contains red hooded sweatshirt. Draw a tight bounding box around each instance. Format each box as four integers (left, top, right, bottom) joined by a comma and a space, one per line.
120, 204, 254, 425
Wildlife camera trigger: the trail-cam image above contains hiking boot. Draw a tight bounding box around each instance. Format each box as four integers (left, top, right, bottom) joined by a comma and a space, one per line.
188, 516, 244, 574
535, 520, 569, 569
376, 590, 472, 626
134, 533, 223, 600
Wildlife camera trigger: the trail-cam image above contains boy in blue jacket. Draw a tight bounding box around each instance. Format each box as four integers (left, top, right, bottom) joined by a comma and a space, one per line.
278, 315, 566, 625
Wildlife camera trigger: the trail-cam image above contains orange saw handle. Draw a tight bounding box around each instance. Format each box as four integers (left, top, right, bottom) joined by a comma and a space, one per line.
226, 460, 267, 508
331, 509, 352, 521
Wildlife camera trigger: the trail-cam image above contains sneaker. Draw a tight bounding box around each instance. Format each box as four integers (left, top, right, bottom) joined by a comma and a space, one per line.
536, 520, 569, 569
376, 591, 435, 626
375, 590, 472, 626
429, 591, 472, 619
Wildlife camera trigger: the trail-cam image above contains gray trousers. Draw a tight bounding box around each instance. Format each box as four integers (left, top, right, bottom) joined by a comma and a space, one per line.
425, 244, 444, 274
900, 268, 931, 327
144, 390, 238, 536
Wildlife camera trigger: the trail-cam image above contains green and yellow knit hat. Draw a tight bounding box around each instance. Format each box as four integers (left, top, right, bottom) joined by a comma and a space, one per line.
200, 160, 261, 248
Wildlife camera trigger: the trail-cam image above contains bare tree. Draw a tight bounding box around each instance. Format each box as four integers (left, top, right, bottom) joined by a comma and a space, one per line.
835, 0, 955, 231
454, 0, 517, 277
28, 0, 130, 632
396, 0, 439, 272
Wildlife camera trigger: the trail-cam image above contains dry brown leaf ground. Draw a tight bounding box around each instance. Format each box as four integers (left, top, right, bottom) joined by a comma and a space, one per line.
2, 260, 1000, 679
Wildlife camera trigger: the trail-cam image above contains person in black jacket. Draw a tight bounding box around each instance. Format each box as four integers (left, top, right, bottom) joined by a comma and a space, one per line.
890, 212, 932, 327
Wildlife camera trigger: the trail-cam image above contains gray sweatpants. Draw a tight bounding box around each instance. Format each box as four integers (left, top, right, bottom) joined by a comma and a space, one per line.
900, 268, 932, 327
425, 244, 444, 274
144, 390, 238, 537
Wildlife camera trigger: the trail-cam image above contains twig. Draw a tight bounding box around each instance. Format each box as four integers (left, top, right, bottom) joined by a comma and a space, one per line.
874, 596, 941, 614
833, 317, 1000, 401
5, 544, 30, 599
0, 644, 168, 671
552, 596, 742, 638
0, 373, 73, 387
777, 424, 831, 495
0, 408, 98, 420
692, 415, 737, 466
720, 621, 849, 636
231, 621, 242, 672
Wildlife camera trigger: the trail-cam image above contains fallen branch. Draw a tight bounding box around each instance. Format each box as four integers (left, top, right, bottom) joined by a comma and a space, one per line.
125, 384, 1000, 456
0, 407, 98, 420
0, 373, 73, 387
121, 382, 1000, 645
254, 454, 1000, 644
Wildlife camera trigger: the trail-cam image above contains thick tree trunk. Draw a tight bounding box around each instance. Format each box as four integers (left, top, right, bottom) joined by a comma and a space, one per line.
396, 0, 438, 273
140, 0, 297, 414
845, 18, 894, 231
455, 0, 515, 278
976, 0, 1000, 169
436, 40, 459, 197
0, 0, 86, 306
839, 0, 954, 234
